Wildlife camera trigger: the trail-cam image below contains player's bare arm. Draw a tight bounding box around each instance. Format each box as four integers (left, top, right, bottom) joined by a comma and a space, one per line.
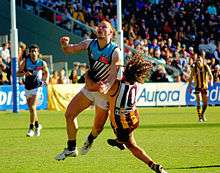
43, 62, 50, 85
16, 60, 26, 77
188, 67, 195, 93
60, 36, 92, 54
0, 58, 6, 71
207, 65, 214, 86
99, 47, 121, 94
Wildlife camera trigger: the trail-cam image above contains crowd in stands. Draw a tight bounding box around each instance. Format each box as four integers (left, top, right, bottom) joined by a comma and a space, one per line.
49, 62, 88, 84
0, 42, 11, 85
0, 40, 88, 85
1, 0, 220, 85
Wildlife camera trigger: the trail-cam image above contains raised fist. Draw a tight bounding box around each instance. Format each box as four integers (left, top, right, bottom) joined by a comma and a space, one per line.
60, 36, 70, 48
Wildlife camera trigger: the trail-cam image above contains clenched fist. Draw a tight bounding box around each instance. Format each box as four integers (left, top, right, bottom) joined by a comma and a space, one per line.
60, 36, 70, 48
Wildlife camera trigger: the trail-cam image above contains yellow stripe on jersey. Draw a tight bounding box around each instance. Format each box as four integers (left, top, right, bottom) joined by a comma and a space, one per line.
120, 112, 129, 129
130, 111, 138, 125
193, 64, 208, 89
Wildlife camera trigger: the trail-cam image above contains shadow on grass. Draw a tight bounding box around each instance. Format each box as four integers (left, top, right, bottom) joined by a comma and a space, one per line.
167, 165, 220, 170
0, 123, 220, 131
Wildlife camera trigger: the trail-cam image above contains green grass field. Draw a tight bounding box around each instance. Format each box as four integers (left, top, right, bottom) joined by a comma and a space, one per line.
0, 107, 220, 173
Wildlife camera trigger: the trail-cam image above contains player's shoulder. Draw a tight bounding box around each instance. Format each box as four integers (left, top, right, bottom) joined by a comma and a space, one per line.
111, 47, 120, 62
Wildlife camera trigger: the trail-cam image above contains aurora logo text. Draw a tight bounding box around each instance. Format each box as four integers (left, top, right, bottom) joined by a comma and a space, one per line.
137, 88, 180, 102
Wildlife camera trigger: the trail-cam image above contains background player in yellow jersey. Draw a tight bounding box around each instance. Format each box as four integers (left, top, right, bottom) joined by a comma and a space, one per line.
103, 54, 167, 173
189, 52, 213, 122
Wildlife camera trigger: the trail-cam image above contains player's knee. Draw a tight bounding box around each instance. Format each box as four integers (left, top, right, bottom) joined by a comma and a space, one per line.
65, 111, 74, 121
126, 143, 138, 154
29, 106, 35, 112
125, 142, 132, 149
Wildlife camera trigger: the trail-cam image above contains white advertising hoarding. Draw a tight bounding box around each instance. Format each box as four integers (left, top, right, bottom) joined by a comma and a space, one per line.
136, 83, 188, 106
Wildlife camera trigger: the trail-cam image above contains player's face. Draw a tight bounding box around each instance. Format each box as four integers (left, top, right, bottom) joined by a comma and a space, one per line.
137, 76, 145, 84
30, 48, 39, 61
97, 22, 112, 39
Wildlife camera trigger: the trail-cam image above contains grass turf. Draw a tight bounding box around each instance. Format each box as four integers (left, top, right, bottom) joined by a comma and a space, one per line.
0, 107, 220, 173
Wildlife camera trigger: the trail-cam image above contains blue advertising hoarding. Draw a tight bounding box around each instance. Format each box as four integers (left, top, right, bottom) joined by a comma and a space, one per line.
1, 83, 219, 110
0, 85, 48, 110
185, 82, 220, 106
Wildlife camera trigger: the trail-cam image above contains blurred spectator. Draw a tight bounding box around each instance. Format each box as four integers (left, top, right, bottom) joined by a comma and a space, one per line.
150, 65, 169, 82
69, 61, 80, 83
18, 42, 27, 65
213, 65, 220, 82
57, 68, 69, 84
20, 0, 220, 83
213, 42, 220, 64
154, 48, 166, 64
0, 54, 11, 84
49, 70, 59, 84
0, 43, 10, 62
207, 3, 217, 16
77, 63, 89, 83
181, 65, 191, 82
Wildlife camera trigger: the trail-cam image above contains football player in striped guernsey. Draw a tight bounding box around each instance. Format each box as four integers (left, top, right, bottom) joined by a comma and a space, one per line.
189, 52, 213, 122
106, 53, 168, 173
55, 20, 121, 160
17, 44, 49, 137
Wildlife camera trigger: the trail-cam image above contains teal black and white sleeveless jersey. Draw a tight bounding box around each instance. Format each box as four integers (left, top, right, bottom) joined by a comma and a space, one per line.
24, 56, 45, 90
87, 39, 118, 82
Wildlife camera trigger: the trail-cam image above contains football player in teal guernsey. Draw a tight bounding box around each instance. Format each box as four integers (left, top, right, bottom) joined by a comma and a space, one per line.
55, 20, 121, 160
17, 44, 49, 137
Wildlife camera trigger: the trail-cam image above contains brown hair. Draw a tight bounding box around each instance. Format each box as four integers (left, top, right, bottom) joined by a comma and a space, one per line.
124, 53, 153, 84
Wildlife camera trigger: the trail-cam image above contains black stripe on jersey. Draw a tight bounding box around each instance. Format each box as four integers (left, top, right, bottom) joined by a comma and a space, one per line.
92, 61, 111, 81
120, 84, 129, 108
200, 66, 204, 88
96, 70, 110, 82
95, 65, 110, 78
125, 113, 132, 126
115, 112, 123, 129
92, 61, 104, 71
195, 65, 199, 88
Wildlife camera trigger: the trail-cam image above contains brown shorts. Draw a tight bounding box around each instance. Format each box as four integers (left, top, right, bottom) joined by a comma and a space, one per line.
111, 109, 139, 142
194, 88, 208, 95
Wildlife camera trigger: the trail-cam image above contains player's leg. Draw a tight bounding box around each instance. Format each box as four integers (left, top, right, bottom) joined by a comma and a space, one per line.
26, 89, 39, 137
26, 96, 35, 137
55, 91, 92, 160
80, 105, 108, 155
125, 133, 168, 173
201, 89, 208, 121
195, 92, 202, 122
32, 87, 43, 136
106, 123, 126, 150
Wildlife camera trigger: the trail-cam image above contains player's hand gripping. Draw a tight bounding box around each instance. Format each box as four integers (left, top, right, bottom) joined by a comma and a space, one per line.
24, 71, 32, 77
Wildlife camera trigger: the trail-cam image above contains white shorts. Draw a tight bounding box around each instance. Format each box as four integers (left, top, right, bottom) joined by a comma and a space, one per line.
25, 87, 42, 99
81, 87, 108, 110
